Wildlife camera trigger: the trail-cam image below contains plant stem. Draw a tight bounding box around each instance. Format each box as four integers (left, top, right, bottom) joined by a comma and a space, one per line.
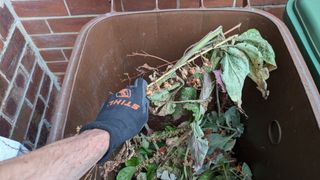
216, 83, 221, 117
128, 50, 173, 64
223, 23, 242, 36
184, 147, 190, 180
148, 26, 224, 88
170, 99, 209, 104
223, 164, 230, 180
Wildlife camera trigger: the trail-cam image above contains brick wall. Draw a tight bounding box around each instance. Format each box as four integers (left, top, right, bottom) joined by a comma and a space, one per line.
9, 0, 288, 85
0, 0, 60, 150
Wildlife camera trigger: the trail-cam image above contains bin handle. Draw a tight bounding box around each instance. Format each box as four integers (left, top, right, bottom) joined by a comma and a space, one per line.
110, 0, 251, 13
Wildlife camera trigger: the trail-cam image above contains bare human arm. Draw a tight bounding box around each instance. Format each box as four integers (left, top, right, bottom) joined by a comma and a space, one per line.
0, 78, 149, 179
0, 129, 109, 180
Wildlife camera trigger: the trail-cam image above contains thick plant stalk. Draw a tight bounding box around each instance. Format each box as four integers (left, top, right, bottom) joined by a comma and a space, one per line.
148, 26, 223, 88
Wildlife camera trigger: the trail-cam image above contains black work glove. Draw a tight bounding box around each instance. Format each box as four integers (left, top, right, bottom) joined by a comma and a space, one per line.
80, 78, 149, 163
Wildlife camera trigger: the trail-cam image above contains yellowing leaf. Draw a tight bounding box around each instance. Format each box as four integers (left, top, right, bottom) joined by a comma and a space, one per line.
236, 29, 277, 71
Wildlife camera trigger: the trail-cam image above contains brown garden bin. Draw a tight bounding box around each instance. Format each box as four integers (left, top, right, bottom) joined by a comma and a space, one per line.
48, 2, 320, 180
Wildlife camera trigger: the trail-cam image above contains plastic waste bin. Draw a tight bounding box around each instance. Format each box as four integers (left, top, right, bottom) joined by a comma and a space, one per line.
284, 0, 320, 90
48, 1, 320, 179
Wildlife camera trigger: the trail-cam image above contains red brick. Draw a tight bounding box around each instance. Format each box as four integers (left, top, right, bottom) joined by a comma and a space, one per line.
32, 34, 77, 48
27, 111, 41, 143
0, 74, 9, 104
251, 0, 287, 6
37, 122, 50, 147
12, 0, 68, 17
26, 64, 43, 103
40, 74, 51, 100
0, 5, 14, 40
22, 20, 50, 35
47, 62, 68, 73
35, 98, 45, 115
63, 49, 72, 60
48, 17, 94, 33
115, 0, 155, 11
15, 72, 26, 88
3, 68, 29, 118
180, 0, 200, 8
66, 0, 110, 15
261, 6, 285, 20
159, 0, 176, 9
4, 97, 18, 117
204, 0, 242, 7
0, 115, 11, 138
40, 49, 65, 61
27, 98, 45, 143
0, 28, 26, 80
21, 45, 36, 73
45, 86, 58, 122
11, 101, 33, 141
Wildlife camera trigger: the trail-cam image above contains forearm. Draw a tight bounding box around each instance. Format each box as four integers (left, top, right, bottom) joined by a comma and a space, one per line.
0, 129, 109, 180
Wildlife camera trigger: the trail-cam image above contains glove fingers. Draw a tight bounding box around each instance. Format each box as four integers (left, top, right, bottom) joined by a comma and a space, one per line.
131, 78, 148, 105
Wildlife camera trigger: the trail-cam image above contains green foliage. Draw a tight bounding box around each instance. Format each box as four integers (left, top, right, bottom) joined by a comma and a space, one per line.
184, 103, 201, 121
137, 172, 147, 180
207, 133, 235, 154
125, 157, 140, 167
116, 166, 136, 180
242, 163, 253, 180
235, 29, 277, 98
117, 27, 273, 180
190, 121, 209, 172
220, 48, 250, 108
180, 87, 197, 100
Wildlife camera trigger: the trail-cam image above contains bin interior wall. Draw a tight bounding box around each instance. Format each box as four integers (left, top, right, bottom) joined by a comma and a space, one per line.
64, 11, 320, 179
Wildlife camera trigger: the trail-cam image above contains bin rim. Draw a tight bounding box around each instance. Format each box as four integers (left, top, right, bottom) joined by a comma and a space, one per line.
48, 8, 320, 143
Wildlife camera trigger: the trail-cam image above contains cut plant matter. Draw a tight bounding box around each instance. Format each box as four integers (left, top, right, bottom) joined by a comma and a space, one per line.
84, 24, 276, 180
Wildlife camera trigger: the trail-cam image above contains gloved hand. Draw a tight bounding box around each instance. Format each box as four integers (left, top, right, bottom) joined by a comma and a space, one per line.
80, 78, 149, 163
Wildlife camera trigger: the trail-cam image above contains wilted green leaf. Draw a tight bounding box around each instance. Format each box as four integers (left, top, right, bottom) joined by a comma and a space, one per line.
157, 102, 176, 116
224, 106, 244, 136
242, 162, 253, 180
137, 172, 147, 180
180, 87, 197, 100
210, 50, 223, 70
190, 122, 209, 172
235, 42, 272, 98
141, 138, 150, 149
249, 65, 270, 99
200, 72, 214, 113
221, 48, 250, 107
125, 157, 140, 167
172, 87, 197, 119
236, 29, 276, 71
116, 166, 136, 180
207, 133, 234, 154
224, 139, 236, 151
139, 146, 153, 156
148, 82, 181, 116
146, 163, 157, 180
199, 170, 214, 180
235, 43, 263, 69
213, 176, 226, 180
172, 104, 184, 120
183, 103, 201, 121
156, 170, 177, 180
